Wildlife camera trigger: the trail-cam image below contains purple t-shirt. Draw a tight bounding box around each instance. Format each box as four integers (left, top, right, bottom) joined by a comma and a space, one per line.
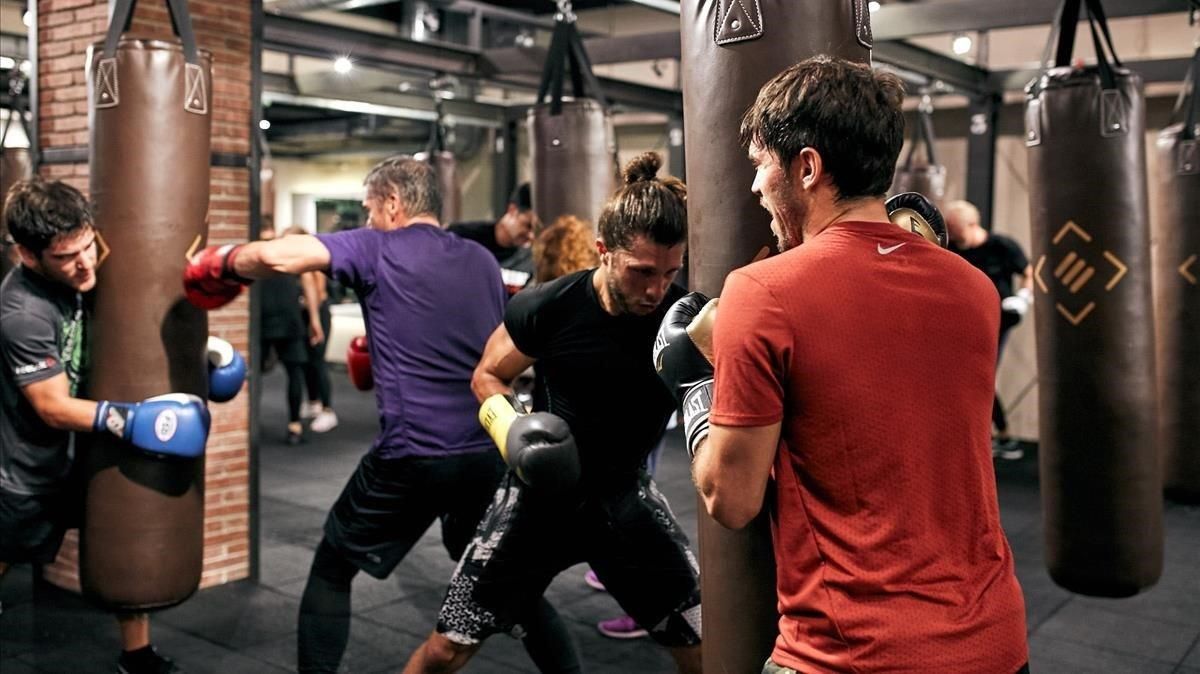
318, 224, 506, 458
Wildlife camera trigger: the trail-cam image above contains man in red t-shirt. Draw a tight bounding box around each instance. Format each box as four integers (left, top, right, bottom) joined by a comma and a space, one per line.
655, 56, 1028, 673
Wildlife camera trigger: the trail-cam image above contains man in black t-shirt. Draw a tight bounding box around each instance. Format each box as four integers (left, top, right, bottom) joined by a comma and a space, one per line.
448, 183, 538, 295
404, 154, 701, 674
945, 200, 1033, 460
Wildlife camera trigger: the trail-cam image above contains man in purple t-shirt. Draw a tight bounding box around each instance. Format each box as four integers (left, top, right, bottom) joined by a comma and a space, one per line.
183, 157, 579, 673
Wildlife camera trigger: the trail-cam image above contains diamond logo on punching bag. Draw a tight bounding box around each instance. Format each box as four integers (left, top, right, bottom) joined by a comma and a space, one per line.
715, 0, 763, 45
1033, 220, 1129, 326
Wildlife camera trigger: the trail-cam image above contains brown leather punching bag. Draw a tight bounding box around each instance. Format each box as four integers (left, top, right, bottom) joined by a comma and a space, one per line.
527, 15, 617, 231
1156, 49, 1200, 504
83, 0, 212, 610
891, 98, 947, 204
681, 2, 872, 670
1025, 0, 1161, 596
1, 98, 33, 279
415, 104, 462, 226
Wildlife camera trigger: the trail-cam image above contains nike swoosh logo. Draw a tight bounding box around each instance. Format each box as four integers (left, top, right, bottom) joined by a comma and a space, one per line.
877, 243, 907, 255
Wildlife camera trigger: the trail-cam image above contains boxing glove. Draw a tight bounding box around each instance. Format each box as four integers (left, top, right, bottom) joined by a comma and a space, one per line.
479, 393, 581, 493
207, 335, 247, 403
654, 292, 718, 458
184, 244, 250, 310
94, 394, 211, 459
1001, 287, 1033, 318
346, 336, 373, 391
885, 192, 948, 248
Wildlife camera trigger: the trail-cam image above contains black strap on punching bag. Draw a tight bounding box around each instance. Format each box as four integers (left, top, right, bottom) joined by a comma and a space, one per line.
104, 0, 200, 64
536, 5, 608, 115
902, 97, 939, 170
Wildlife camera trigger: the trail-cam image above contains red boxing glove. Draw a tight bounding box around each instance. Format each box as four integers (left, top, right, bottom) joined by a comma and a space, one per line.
184, 244, 248, 310
347, 335, 373, 391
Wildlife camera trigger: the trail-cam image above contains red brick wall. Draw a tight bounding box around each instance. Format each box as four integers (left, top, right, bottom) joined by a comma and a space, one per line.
38, 0, 254, 592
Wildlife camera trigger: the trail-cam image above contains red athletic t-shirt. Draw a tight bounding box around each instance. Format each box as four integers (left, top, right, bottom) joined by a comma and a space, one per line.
711, 220, 1027, 674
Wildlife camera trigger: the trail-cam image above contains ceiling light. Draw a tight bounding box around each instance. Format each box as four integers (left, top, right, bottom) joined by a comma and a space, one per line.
952, 34, 973, 55
18, 60, 31, 76
398, 82, 412, 92
0, 56, 14, 70
259, 119, 271, 130
333, 56, 353, 75
868, 1, 881, 13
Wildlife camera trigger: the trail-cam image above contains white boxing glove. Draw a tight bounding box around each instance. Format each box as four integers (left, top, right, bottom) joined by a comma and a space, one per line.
1001, 287, 1033, 317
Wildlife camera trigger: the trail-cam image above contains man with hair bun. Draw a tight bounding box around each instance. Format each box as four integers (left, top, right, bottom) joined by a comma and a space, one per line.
404, 152, 702, 674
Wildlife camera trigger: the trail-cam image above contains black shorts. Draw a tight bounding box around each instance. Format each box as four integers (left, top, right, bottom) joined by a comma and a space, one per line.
323, 450, 505, 579
0, 487, 82, 565
437, 471, 702, 648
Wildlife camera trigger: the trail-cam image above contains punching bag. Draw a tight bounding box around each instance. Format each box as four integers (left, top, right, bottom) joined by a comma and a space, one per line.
1025, 0, 1161, 596
891, 97, 947, 203
1, 86, 32, 279
414, 102, 462, 225
1156, 49, 1200, 503
527, 15, 617, 230
680, 2, 872, 671
83, 0, 212, 610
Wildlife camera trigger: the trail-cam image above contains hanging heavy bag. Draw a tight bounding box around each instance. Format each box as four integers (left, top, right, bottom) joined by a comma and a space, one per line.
0, 98, 32, 279
1024, 0, 1161, 597
414, 100, 462, 225
83, 0, 212, 610
680, 2, 873, 672
1156, 48, 1200, 504
527, 11, 617, 230
891, 98, 947, 203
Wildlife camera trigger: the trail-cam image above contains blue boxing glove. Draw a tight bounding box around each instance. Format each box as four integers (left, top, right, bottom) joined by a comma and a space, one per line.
94, 394, 211, 459
207, 336, 247, 403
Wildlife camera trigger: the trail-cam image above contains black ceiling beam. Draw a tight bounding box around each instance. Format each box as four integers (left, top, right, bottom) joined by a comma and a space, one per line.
990, 56, 1193, 92
871, 40, 990, 94
872, 0, 1185, 40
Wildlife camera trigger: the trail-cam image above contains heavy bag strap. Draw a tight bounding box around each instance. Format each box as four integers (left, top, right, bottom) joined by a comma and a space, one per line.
97, 0, 205, 114
1170, 47, 1199, 141
0, 72, 29, 149
425, 98, 448, 155
535, 2, 608, 115
1048, 0, 1121, 89
903, 97, 939, 169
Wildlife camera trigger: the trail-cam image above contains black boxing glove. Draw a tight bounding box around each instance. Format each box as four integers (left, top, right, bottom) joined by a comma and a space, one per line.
654, 292, 718, 458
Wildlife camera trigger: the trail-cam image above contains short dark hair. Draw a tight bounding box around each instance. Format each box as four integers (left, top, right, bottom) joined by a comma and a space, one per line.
363, 156, 442, 220
739, 55, 906, 200
509, 183, 532, 211
598, 152, 686, 251
3, 178, 93, 255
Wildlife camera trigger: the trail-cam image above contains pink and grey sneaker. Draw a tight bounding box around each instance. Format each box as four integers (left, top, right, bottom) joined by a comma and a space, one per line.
584, 569, 606, 592
597, 615, 648, 640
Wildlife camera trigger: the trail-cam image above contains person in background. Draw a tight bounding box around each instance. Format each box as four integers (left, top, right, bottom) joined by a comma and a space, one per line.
257, 227, 309, 445
943, 200, 1033, 460
449, 183, 538, 295
532, 215, 598, 284
283, 226, 338, 434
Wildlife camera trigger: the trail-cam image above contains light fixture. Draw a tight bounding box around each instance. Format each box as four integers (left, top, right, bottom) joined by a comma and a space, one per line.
868, 1, 881, 13
18, 60, 31, 76
259, 119, 271, 130
952, 33, 973, 56
398, 81, 412, 92
333, 56, 353, 75
22, 10, 32, 27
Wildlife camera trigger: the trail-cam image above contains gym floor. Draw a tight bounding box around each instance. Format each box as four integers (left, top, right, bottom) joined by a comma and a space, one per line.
2, 370, 1199, 673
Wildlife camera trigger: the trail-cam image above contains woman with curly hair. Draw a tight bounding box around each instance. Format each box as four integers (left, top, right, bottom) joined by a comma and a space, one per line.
532, 215, 599, 283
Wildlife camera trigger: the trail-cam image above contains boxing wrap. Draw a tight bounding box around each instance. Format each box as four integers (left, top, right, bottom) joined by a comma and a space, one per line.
885, 192, 948, 248
183, 244, 250, 310
93, 394, 211, 459
479, 393, 581, 493
346, 336, 373, 391
206, 336, 247, 403
654, 292, 718, 458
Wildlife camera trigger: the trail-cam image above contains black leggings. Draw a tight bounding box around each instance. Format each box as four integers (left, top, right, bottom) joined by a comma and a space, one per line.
303, 303, 332, 408
297, 538, 581, 673
993, 317, 1018, 435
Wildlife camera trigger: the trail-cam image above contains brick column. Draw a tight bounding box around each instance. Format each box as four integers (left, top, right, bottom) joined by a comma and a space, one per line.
37, 0, 254, 592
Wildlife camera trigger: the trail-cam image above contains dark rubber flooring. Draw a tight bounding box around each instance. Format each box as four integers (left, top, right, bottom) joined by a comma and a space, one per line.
3, 367, 1199, 673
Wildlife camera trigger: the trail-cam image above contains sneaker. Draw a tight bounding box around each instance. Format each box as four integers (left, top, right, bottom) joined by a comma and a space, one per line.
310, 409, 339, 433
300, 401, 321, 420
117, 645, 179, 673
286, 429, 303, 446
597, 615, 648, 640
992, 437, 1024, 461
584, 569, 606, 592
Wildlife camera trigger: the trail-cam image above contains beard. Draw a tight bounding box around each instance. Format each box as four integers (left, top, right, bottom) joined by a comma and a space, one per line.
763, 180, 806, 252
604, 272, 636, 315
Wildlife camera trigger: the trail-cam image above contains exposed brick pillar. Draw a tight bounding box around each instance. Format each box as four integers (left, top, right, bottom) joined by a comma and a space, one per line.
37, 0, 254, 592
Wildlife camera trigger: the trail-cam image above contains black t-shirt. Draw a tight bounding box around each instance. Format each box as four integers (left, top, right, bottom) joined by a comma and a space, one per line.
449, 221, 534, 292
0, 267, 88, 494
258, 275, 304, 341
505, 269, 685, 491
951, 233, 1028, 299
